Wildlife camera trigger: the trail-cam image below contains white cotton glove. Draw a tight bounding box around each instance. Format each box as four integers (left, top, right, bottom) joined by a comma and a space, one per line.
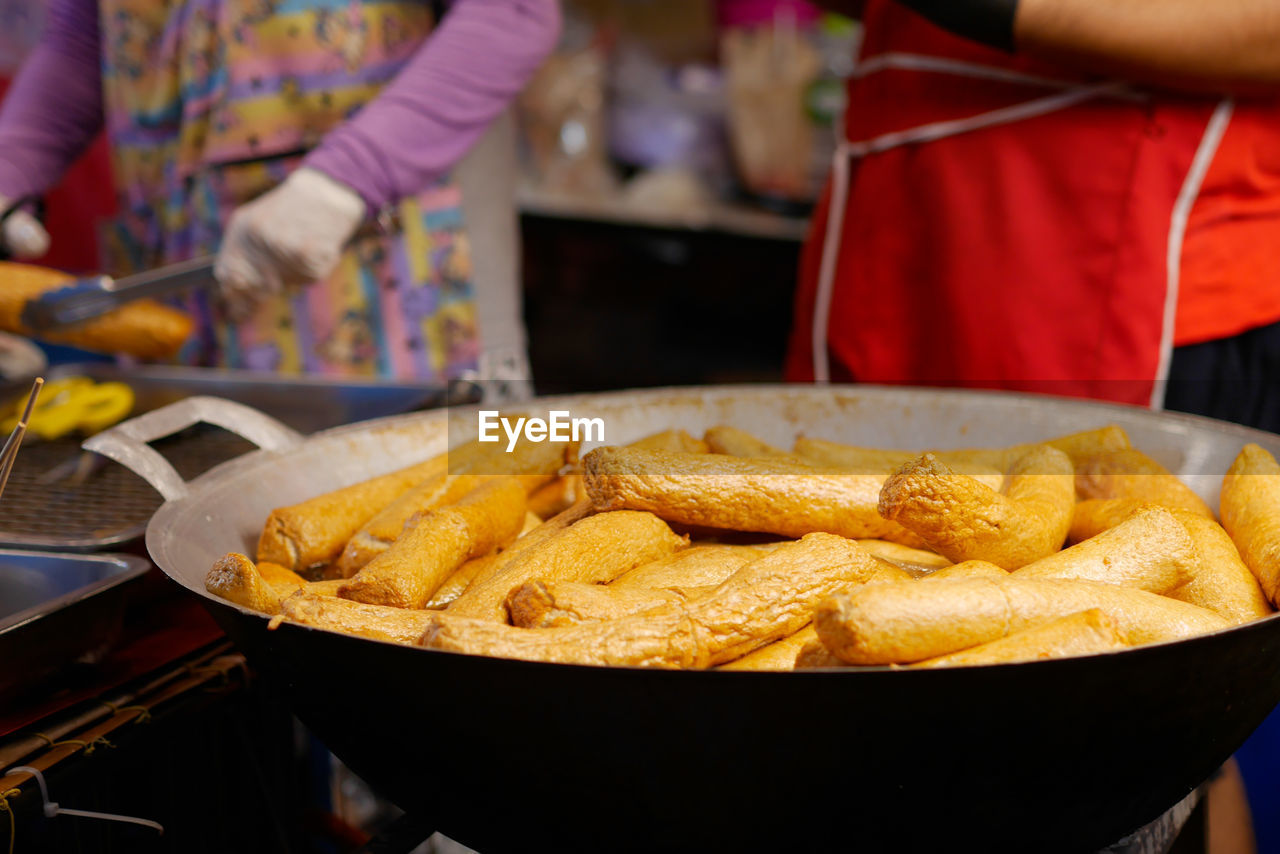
214, 167, 366, 319
0, 196, 50, 260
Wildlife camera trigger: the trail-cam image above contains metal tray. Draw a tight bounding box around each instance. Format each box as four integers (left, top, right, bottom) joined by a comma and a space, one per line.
0, 549, 149, 700
0, 364, 474, 550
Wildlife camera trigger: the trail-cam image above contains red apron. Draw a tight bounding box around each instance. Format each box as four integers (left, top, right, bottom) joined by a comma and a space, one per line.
786, 1, 1233, 407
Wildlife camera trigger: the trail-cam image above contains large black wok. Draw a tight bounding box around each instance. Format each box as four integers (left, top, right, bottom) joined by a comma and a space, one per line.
85, 386, 1280, 853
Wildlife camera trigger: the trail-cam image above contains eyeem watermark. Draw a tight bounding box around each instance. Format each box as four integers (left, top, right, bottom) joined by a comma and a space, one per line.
478, 410, 605, 452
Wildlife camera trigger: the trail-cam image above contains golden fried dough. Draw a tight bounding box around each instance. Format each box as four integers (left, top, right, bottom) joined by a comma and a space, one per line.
0, 261, 194, 359
447, 510, 688, 622
855, 539, 951, 572
461, 498, 594, 592
631, 532, 884, 664
257, 454, 448, 571
610, 544, 766, 589
1074, 448, 1213, 518
339, 478, 528, 609
424, 609, 701, 667
424, 511, 544, 610
1068, 498, 1146, 544
425, 533, 883, 667
869, 561, 914, 583
1221, 443, 1280, 606
793, 425, 1129, 473
921, 560, 1008, 582
583, 446, 925, 545
1012, 506, 1198, 594
280, 591, 439, 645
878, 447, 1074, 569
715, 561, 911, 670
257, 561, 305, 593
527, 474, 584, 520
719, 625, 819, 671
336, 437, 570, 575
704, 425, 806, 463
302, 579, 346, 597
425, 556, 489, 609
626, 428, 709, 454
1170, 512, 1272, 624
206, 553, 287, 614
814, 577, 1228, 665
507, 581, 701, 628
795, 640, 848, 669
335, 474, 485, 575
914, 610, 1128, 668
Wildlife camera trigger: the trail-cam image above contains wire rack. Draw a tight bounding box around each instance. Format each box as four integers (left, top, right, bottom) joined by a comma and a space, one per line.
0, 426, 256, 549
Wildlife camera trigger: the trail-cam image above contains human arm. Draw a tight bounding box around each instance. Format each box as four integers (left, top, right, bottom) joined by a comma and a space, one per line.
811, 0, 1280, 92
1012, 0, 1280, 92
0, 0, 103, 257
216, 0, 561, 310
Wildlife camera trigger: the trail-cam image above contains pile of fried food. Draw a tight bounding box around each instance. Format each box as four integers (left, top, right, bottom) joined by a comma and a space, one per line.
205, 422, 1280, 670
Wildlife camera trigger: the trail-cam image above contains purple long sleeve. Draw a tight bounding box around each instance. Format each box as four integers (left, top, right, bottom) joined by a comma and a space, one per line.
0, 0, 102, 199
304, 0, 561, 211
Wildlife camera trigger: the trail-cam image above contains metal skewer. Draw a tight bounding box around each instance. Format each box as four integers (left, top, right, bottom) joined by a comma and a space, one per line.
0, 376, 43, 502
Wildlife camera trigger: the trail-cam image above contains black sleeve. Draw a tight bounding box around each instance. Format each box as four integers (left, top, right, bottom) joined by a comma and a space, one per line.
893, 0, 1020, 52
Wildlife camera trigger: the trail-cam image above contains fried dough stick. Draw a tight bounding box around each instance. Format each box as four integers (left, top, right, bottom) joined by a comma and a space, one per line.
610, 544, 767, 589
1221, 443, 1280, 606
336, 437, 572, 575
626, 428, 710, 454
339, 478, 528, 609
1172, 512, 1273, 623
913, 610, 1129, 668
424, 533, 884, 667
206, 553, 295, 614
793, 425, 1130, 472
423, 512, 542, 610
447, 510, 688, 622
704, 425, 807, 463
795, 640, 847, 669
527, 474, 584, 520
878, 447, 1075, 569
1069, 497, 1146, 544
280, 591, 440, 645
460, 498, 594, 592
1074, 448, 1213, 518
335, 474, 486, 575
921, 561, 1008, 582
716, 562, 912, 670
507, 581, 712, 628
720, 625, 819, 671
814, 576, 1229, 665
583, 446, 925, 545
855, 539, 951, 572
1066, 500, 1271, 623
1012, 506, 1198, 594
257, 454, 449, 572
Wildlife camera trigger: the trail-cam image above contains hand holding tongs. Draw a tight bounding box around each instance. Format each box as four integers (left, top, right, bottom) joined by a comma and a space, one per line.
19, 256, 217, 332
0, 377, 43, 502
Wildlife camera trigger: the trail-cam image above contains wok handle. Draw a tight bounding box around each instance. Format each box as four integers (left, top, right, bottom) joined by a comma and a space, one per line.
82, 395, 302, 502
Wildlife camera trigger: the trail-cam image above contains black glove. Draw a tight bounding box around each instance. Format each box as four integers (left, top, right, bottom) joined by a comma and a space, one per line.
893, 0, 1020, 52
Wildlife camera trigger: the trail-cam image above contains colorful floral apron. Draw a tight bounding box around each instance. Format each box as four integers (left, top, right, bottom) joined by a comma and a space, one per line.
97, 0, 480, 380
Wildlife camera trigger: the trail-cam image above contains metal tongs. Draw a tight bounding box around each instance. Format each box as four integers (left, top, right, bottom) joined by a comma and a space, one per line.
19, 256, 216, 332
0, 377, 43, 502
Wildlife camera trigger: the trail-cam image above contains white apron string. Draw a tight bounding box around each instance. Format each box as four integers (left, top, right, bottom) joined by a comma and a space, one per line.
811, 53, 1137, 383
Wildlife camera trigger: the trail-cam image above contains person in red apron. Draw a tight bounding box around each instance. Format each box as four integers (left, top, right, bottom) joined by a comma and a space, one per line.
790, 1, 1280, 411
791, 1, 1280, 847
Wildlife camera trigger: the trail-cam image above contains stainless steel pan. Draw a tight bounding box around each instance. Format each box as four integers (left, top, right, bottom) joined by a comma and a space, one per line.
85, 385, 1280, 853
